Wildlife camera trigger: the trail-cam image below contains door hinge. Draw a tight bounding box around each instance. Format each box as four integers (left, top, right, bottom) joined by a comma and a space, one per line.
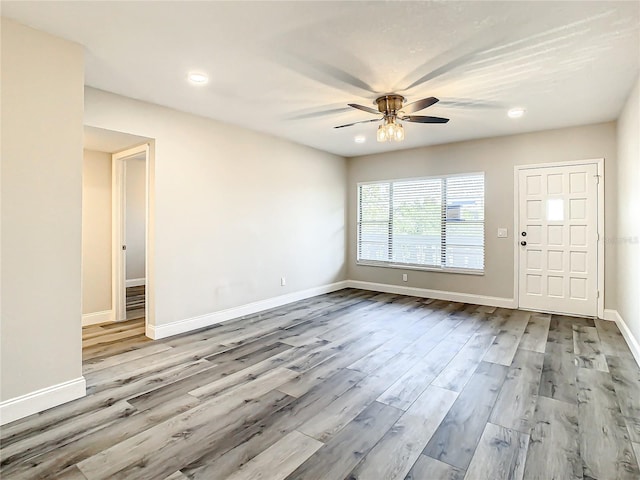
597, 290, 600, 298
594, 174, 601, 184
122, 245, 127, 251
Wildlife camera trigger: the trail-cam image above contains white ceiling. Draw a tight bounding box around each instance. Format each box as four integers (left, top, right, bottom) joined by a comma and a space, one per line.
3, 1, 639, 157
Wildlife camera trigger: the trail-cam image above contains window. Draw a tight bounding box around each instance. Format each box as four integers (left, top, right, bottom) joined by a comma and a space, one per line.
357, 173, 484, 272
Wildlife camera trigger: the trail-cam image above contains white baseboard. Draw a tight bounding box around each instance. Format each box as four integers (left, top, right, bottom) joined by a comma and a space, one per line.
0, 377, 86, 426
602, 309, 618, 321
82, 310, 115, 326
146, 280, 349, 339
126, 278, 146, 288
345, 280, 517, 309
605, 309, 640, 368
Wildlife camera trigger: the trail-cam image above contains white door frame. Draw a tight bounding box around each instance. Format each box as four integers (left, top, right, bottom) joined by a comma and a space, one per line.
513, 158, 605, 318
112, 144, 150, 323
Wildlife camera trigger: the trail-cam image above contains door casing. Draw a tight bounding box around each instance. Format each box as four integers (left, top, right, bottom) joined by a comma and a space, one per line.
513, 158, 604, 318
112, 144, 150, 324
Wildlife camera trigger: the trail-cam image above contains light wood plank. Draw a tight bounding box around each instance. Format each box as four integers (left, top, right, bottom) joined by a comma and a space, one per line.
423, 361, 508, 470
573, 324, 609, 372
464, 422, 529, 480
54, 466, 89, 480
577, 368, 640, 479
523, 396, 581, 480
278, 333, 388, 398
182, 368, 367, 480
518, 314, 551, 353
432, 332, 496, 392
538, 343, 577, 404
607, 355, 640, 443
482, 310, 531, 366
285, 401, 403, 480
83, 342, 174, 375
490, 349, 544, 433
163, 472, 189, 480
347, 336, 413, 374
82, 326, 146, 348
224, 430, 322, 480
297, 384, 379, 442
595, 319, 636, 358
404, 454, 464, 480
377, 339, 464, 410
347, 386, 458, 480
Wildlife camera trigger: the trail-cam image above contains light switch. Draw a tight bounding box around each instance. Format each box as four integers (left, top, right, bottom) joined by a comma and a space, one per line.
497, 228, 508, 238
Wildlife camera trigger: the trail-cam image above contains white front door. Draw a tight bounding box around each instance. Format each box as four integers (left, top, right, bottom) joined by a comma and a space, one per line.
518, 163, 598, 317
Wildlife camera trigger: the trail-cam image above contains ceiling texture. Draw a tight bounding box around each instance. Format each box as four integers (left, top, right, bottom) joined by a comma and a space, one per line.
3, 1, 639, 157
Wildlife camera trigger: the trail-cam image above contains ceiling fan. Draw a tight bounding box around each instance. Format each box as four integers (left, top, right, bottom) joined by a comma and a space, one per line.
335, 94, 449, 142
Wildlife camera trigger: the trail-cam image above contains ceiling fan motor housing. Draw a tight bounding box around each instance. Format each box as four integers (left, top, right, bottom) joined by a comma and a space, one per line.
376, 95, 405, 115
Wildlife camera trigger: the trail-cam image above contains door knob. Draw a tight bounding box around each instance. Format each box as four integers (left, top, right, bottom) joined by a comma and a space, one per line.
520, 241, 527, 246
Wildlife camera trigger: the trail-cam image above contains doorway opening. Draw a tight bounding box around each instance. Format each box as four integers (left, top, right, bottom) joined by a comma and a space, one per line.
81, 126, 154, 359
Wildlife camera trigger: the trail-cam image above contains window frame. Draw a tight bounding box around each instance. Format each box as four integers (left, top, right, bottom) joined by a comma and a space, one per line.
356, 172, 485, 275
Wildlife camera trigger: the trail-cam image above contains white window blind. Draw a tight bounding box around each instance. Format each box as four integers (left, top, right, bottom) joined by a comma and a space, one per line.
357, 173, 484, 272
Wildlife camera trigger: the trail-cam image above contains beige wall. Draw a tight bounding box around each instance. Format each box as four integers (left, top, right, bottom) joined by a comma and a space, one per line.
125, 156, 146, 282
616, 75, 640, 344
1, 19, 84, 401
82, 149, 112, 314
84, 88, 347, 328
348, 122, 618, 309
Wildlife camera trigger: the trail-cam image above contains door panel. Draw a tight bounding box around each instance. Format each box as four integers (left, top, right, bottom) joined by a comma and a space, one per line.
518, 164, 598, 316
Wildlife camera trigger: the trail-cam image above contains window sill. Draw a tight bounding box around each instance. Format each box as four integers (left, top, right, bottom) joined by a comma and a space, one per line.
356, 261, 485, 276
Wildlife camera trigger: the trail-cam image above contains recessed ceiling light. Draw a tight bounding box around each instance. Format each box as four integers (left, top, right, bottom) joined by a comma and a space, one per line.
354, 135, 366, 144
507, 107, 526, 119
187, 72, 209, 84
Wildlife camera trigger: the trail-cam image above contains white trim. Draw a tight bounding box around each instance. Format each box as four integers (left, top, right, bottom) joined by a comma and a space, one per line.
345, 280, 516, 308
125, 278, 146, 288
82, 310, 114, 326
356, 261, 484, 276
514, 158, 605, 318
112, 144, 151, 331
603, 309, 640, 368
0, 377, 86, 426
146, 281, 349, 339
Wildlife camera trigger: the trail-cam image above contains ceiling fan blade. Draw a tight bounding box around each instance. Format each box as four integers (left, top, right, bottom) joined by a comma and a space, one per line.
402, 115, 450, 124
288, 107, 352, 120
334, 118, 381, 129
348, 103, 380, 115
401, 97, 439, 114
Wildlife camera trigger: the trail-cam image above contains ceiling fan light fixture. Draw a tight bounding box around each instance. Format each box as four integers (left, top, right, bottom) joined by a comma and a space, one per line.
341, 94, 446, 143
377, 119, 405, 143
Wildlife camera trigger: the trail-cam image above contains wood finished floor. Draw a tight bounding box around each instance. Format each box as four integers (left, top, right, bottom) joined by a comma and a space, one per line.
126, 285, 146, 321
2, 289, 639, 480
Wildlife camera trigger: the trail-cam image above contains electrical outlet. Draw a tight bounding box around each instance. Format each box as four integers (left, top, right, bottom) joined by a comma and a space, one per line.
402, 273, 408, 282
280, 277, 286, 286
